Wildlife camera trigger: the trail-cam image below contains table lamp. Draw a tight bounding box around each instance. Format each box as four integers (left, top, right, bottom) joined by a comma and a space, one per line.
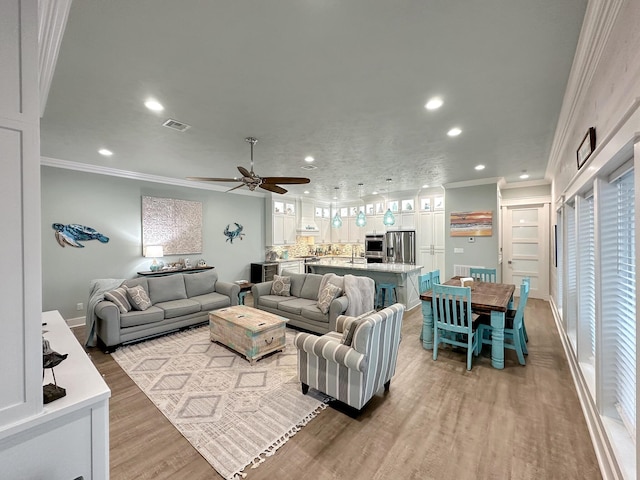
145, 245, 164, 271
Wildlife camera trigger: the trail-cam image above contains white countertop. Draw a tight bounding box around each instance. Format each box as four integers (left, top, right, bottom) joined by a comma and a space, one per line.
308, 258, 422, 273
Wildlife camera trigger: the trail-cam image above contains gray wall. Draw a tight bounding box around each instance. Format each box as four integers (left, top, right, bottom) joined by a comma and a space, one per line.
41, 166, 265, 319
444, 183, 500, 280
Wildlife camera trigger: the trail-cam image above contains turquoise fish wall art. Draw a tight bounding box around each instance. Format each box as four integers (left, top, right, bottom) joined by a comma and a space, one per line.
52, 223, 109, 248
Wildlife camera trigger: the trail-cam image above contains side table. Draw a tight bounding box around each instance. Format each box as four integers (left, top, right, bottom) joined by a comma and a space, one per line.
236, 281, 254, 305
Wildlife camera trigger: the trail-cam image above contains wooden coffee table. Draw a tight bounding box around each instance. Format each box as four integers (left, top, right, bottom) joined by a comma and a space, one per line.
209, 305, 288, 364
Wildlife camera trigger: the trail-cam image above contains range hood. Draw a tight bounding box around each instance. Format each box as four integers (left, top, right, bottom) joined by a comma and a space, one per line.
296, 200, 319, 236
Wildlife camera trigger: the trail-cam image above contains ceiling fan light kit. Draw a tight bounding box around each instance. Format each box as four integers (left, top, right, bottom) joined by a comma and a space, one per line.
187, 137, 310, 194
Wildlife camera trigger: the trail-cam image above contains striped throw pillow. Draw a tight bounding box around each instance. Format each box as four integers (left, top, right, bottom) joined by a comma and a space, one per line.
341, 310, 374, 346
104, 286, 132, 314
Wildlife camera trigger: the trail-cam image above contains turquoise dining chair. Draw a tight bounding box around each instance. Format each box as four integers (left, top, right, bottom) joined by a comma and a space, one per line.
419, 271, 433, 293
477, 279, 530, 365
431, 269, 441, 284
519, 277, 530, 343
469, 267, 497, 283
432, 284, 480, 370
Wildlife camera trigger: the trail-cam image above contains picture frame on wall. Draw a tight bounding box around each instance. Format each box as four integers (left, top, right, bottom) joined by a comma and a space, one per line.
577, 127, 596, 170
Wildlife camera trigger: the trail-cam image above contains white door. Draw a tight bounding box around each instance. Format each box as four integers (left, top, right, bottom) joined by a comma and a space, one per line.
502, 203, 549, 300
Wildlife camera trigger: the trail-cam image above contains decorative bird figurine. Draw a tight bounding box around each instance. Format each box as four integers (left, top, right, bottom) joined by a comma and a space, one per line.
52, 223, 109, 248
42, 337, 68, 369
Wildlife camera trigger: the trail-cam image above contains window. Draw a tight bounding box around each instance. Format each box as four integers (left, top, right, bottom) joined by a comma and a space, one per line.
556, 210, 563, 315
600, 169, 636, 438
577, 194, 596, 365
565, 202, 577, 347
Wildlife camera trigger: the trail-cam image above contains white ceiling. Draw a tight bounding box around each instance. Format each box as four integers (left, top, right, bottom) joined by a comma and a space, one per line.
40, 0, 587, 202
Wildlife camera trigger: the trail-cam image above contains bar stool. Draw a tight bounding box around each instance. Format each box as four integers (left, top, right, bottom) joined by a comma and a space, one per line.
376, 282, 398, 309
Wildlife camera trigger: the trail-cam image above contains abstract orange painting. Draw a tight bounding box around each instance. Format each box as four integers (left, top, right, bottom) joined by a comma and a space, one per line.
450, 211, 493, 236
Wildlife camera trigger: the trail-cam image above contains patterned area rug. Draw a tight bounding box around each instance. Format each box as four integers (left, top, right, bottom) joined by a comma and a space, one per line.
111, 325, 328, 479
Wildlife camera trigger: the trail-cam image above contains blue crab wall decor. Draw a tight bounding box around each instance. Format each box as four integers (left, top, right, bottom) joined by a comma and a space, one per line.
52, 223, 109, 248
223, 223, 245, 243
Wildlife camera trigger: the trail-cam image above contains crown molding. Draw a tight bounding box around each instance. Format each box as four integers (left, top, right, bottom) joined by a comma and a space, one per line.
444, 177, 502, 189
499, 178, 551, 190
40, 156, 267, 197
546, 0, 625, 178
38, 0, 72, 117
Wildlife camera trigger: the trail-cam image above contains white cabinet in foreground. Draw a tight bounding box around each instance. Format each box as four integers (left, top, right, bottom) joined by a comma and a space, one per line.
0, 311, 111, 480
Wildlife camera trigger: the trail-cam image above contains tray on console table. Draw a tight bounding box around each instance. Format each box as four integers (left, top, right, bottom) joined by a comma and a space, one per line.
137, 266, 214, 276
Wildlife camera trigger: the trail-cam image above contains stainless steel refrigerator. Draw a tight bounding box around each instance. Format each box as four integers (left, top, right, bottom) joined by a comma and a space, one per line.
385, 230, 416, 264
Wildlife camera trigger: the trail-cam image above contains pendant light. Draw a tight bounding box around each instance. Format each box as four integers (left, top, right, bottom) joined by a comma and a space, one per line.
331, 187, 343, 228
383, 178, 396, 226
355, 183, 367, 227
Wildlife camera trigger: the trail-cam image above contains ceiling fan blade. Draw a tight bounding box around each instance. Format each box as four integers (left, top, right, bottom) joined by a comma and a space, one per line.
186, 176, 239, 182
225, 183, 247, 193
261, 176, 310, 185
259, 183, 288, 194
237, 166, 252, 178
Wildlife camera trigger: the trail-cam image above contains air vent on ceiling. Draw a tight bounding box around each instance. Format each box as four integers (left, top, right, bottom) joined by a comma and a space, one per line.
301, 165, 317, 170
162, 118, 191, 132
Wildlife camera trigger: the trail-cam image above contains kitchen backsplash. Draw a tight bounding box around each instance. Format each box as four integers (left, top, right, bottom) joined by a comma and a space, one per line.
266, 238, 364, 260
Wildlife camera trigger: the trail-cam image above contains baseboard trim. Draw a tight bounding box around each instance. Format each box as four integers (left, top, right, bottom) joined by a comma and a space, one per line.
66, 316, 85, 328
549, 298, 623, 480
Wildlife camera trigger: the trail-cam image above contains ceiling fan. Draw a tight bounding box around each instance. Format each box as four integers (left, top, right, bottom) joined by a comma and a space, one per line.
187, 137, 310, 194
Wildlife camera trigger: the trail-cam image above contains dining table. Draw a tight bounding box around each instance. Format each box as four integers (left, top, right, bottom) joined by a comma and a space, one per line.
420, 276, 516, 369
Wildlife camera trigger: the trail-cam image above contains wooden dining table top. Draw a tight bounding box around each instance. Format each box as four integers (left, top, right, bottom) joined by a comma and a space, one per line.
419, 276, 515, 313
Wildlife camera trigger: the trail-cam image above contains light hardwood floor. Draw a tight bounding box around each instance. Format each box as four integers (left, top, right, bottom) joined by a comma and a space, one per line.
75, 296, 602, 480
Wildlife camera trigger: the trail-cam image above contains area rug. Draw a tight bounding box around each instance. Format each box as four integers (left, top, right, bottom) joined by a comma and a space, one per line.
111, 325, 328, 479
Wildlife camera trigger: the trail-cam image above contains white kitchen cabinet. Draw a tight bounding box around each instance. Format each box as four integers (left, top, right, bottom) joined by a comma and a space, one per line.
269, 199, 297, 245
367, 215, 386, 235
278, 259, 304, 275
283, 215, 296, 244
315, 205, 331, 244
348, 220, 365, 243
331, 221, 347, 243
417, 197, 445, 273
318, 217, 330, 243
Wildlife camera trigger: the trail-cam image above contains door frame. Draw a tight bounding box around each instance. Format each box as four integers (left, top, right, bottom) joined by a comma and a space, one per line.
501, 196, 551, 300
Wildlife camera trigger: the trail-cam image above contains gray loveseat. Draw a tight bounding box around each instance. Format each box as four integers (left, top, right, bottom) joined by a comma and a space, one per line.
251, 273, 349, 334
92, 269, 239, 351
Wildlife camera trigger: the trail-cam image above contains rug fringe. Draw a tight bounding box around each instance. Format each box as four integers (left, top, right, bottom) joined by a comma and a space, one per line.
232, 399, 329, 479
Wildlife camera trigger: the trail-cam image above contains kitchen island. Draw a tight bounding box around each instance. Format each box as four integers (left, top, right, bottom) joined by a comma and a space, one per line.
307, 259, 423, 310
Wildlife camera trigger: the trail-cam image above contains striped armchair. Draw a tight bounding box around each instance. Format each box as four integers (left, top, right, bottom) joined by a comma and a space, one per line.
294, 303, 405, 412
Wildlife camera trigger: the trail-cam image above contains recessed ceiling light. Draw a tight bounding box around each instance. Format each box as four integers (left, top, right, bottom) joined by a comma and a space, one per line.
447, 127, 462, 137
98, 148, 113, 156
520, 173, 530, 179
371, 191, 378, 195
425, 97, 443, 110
304, 190, 310, 194
144, 99, 164, 111
304, 156, 314, 163
422, 184, 429, 188
475, 164, 485, 171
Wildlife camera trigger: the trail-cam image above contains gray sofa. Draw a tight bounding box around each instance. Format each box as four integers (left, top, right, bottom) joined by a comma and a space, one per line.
251, 273, 349, 334
93, 269, 239, 351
